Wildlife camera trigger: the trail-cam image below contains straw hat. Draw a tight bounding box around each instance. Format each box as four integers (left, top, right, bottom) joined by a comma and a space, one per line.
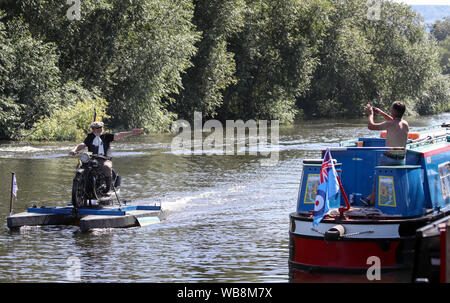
90, 121, 104, 128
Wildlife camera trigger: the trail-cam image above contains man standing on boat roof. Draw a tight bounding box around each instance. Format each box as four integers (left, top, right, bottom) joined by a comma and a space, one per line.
69, 121, 143, 185
362, 101, 409, 205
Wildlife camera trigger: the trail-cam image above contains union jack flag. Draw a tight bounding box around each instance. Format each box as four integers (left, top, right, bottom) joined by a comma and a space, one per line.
313, 148, 340, 227
320, 149, 334, 183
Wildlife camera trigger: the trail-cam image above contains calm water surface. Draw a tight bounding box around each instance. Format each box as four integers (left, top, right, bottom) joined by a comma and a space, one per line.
0, 114, 448, 282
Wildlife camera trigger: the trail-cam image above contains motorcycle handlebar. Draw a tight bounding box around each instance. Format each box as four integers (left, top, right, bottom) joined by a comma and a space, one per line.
91, 154, 112, 160
69, 151, 111, 160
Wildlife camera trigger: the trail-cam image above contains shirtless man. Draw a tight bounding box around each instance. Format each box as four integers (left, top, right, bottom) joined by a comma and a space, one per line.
363, 101, 409, 205
365, 101, 409, 165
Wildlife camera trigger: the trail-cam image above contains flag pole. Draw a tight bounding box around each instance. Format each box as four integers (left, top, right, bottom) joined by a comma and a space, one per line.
337, 175, 350, 215
9, 172, 15, 215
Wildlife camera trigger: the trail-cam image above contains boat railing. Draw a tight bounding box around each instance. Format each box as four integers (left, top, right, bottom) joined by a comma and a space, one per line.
407, 133, 448, 150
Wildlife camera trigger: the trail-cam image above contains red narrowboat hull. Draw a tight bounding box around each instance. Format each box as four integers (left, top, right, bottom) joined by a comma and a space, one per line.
288, 212, 426, 282
291, 236, 400, 268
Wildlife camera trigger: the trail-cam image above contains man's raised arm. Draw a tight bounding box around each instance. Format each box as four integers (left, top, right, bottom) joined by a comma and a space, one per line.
373, 107, 393, 121
365, 104, 389, 131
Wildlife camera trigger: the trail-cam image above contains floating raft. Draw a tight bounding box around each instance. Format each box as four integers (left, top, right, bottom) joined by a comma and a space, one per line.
7, 204, 162, 232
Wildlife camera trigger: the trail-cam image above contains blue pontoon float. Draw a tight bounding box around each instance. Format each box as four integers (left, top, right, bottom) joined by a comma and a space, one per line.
7, 202, 162, 232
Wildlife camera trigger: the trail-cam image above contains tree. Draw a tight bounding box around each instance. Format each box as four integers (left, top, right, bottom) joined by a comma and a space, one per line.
172, 0, 246, 122
3, 0, 200, 132
222, 0, 332, 123
297, 0, 446, 118
103, 0, 200, 131
437, 36, 450, 74
431, 17, 450, 74
1, 0, 448, 141
430, 17, 450, 42
26, 97, 109, 142
414, 73, 449, 115
297, 0, 374, 117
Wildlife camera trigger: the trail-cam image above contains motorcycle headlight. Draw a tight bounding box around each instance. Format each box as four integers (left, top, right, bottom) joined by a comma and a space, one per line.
80, 152, 90, 163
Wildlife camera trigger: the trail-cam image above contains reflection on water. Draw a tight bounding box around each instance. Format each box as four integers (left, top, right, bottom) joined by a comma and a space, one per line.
0, 114, 448, 282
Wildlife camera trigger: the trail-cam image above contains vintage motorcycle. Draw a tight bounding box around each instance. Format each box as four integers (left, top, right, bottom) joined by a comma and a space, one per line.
71, 152, 121, 208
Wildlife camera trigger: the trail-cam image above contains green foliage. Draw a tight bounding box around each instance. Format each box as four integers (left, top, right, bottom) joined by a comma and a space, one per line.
431, 17, 450, 74
299, 1, 374, 117
222, 0, 332, 123
105, 0, 200, 130
430, 17, 450, 42
298, 0, 447, 118
173, 0, 245, 121
414, 74, 450, 115
26, 98, 110, 142
1, 0, 449, 142
437, 36, 450, 74
4, 0, 200, 132
0, 14, 61, 139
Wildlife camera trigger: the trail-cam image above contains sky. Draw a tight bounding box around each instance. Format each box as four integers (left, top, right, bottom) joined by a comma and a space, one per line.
391, 0, 450, 5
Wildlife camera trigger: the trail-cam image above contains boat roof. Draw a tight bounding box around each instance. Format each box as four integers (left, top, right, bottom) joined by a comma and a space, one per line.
407, 135, 449, 155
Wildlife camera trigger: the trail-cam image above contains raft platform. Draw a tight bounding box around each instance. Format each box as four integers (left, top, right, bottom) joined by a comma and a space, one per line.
7, 204, 162, 232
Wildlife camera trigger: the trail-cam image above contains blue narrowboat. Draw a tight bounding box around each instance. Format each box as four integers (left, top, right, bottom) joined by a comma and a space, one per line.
289, 124, 450, 282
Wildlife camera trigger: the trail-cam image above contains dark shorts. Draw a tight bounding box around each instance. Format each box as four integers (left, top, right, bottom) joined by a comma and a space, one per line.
379, 152, 405, 166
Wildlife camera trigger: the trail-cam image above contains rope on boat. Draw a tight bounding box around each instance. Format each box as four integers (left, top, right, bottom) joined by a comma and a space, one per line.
311, 227, 325, 235
311, 227, 374, 238
343, 230, 374, 237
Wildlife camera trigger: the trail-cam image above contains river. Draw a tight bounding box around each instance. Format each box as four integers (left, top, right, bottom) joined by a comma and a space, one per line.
0, 114, 448, 282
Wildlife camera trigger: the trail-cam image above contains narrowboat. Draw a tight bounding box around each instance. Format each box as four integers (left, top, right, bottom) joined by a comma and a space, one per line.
289, 124, 450, 282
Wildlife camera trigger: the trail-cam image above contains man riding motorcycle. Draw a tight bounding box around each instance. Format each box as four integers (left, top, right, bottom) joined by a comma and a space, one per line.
69, 121, 143, 194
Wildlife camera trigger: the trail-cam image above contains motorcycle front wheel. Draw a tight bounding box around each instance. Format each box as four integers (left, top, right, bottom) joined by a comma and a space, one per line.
72, 173, 87, 208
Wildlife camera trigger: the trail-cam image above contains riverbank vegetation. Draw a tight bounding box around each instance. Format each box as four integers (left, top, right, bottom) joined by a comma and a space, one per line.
431, 17, 450, 75
0, 0, 449, 140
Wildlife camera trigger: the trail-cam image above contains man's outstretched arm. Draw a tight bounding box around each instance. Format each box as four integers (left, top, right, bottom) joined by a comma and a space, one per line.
69, 143, 86, 155
114, 128, 143, 140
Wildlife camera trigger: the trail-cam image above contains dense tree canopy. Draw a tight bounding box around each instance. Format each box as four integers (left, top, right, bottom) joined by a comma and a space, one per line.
431, 16, 450, 42
170, 0, 245, 121
298, 0, 446, 117
0, 0, 448, 140
1, 0, 199, 136
431, 16, 450, 74
221, 0, 332, 123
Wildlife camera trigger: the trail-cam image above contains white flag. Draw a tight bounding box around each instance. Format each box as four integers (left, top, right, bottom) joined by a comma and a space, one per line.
12, 174, 18, 197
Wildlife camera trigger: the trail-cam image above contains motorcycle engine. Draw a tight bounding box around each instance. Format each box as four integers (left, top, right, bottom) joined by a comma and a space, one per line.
91, 159, 99, 167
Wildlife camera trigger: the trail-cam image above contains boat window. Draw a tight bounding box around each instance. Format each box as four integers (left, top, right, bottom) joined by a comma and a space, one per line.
304, 174, 320, 204
439, 162, 450, 201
